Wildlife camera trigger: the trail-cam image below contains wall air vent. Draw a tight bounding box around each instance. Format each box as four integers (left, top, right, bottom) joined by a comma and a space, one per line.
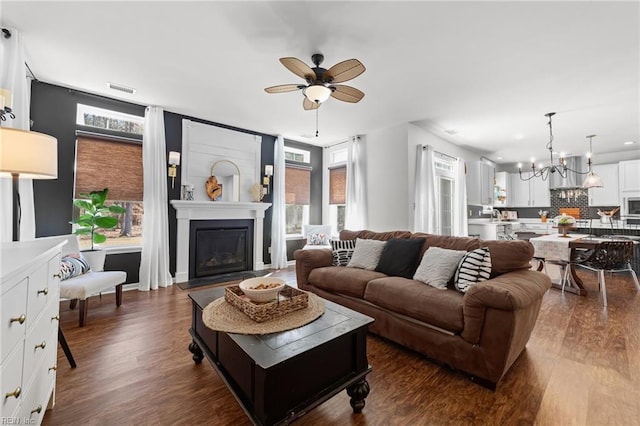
107, 82, 136, 95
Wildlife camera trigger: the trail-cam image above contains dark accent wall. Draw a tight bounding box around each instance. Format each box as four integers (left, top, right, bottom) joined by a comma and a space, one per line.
30, 81, 278, 281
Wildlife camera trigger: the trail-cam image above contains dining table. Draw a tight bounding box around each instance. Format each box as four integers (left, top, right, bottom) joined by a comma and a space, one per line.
527, 233, 634, 295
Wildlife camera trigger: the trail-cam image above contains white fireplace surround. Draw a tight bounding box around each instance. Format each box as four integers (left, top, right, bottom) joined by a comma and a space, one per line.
171, 200, 271, 283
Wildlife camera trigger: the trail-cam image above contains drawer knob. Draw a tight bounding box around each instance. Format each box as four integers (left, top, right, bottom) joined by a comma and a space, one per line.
5, 387, 21, 399
38, 287, 49, 295
35, 341, 46, 350
49, 364, 57, 372
51, 315, 60, 322
31, 405, 43, 415
10, 314, 26, 325
53, 272, 62, 279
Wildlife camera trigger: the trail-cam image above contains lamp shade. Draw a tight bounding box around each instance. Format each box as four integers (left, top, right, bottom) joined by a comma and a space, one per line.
0, 128, 58, 179
582, 171, 603, 188
304, 85, 331, 103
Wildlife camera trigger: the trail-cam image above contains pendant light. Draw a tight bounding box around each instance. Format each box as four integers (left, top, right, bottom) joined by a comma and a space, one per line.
582, 135, 603, 188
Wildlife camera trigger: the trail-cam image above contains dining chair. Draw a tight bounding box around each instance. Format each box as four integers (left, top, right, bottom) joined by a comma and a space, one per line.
566, 240, 640, 307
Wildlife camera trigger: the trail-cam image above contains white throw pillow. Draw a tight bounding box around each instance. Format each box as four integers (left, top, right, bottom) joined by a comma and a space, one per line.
413, 247, 467, 290
454, 247, 492, 293
347, 238, 387, 270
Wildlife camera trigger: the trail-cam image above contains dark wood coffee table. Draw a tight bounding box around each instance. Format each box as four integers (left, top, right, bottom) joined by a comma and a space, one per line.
188, 286, 374, 426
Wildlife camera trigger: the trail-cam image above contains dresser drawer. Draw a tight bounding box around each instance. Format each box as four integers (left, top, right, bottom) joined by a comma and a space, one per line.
20, 334, 57, 424
27, 262, 52, 330
0, 343, 25, 418
1, 278, 28, 363
24, 316, 57, 382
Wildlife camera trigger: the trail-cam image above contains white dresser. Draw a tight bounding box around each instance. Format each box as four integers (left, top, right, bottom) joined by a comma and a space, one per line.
1, 239, 64, 424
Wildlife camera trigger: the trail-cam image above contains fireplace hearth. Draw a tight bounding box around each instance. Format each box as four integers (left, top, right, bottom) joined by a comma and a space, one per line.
189, 219, 254, 279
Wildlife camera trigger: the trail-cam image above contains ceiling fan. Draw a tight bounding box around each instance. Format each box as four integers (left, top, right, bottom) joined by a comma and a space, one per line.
265, 54, 366, 111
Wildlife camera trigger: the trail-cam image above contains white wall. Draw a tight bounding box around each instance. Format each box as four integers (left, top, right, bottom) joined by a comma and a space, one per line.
362, 123, 410, 231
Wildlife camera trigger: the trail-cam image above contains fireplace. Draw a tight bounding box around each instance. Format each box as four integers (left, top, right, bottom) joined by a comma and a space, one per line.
189, 219, 254, 279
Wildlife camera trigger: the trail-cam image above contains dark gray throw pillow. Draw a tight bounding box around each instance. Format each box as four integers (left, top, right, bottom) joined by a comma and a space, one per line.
375, 238, 425, 278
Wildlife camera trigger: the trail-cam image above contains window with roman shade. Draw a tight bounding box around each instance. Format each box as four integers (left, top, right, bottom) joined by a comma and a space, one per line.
285, 164, 311, 205
329, 165, 346, 205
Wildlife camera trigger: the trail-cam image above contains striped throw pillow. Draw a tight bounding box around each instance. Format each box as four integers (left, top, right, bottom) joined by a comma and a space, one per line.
454, 247, 492, 293
331, 240, 356, 266
60, 253, 91, 280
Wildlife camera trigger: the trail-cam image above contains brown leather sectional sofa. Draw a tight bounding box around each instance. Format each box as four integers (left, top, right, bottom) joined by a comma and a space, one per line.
294, 229, 552, 389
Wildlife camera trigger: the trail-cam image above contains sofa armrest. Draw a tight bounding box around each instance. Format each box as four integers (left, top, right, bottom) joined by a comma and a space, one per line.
461, 270, 551, 344
294, 248, 333, 289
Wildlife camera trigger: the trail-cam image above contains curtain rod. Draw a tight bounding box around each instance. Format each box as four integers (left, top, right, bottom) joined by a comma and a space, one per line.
422, 144, 457, 161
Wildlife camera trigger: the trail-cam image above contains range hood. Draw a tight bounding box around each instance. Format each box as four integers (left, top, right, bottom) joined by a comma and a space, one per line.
548, 156, 587, 189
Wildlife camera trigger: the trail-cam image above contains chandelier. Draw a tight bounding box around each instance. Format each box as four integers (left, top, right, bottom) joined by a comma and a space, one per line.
518, 112, 591, 183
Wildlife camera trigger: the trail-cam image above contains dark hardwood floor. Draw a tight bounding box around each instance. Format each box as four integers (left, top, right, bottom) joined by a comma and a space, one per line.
44, 267, 640, 425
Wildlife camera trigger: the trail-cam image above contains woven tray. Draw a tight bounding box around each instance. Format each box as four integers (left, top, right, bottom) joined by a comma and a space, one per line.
224, 285, 309, 323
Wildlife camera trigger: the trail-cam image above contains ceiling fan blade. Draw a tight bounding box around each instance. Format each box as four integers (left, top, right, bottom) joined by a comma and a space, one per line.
280, 57, 316, 82
324, 59, 365, 83
264, 84, 303, 94
330, 85, 365, 103
303, 97, 320, 111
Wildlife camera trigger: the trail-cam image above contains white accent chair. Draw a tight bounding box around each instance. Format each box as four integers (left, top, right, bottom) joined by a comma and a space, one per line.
39, 234, 127, 327
302, 224, 333, 250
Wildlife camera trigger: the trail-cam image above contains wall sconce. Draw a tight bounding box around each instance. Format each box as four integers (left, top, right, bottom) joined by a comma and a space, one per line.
263, 164, 273, 195
0, 88, 16, 121
168, 151, 180, 188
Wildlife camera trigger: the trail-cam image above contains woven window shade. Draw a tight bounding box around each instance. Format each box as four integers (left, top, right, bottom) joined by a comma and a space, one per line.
329, 166, 346, 205
75, 136, 143, 201
285, 164, 310, 205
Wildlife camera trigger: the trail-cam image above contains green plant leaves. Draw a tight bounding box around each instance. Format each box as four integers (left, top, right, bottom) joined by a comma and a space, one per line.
92, 233, 107, 244
70, 187, 123, 250
95, 216, 118, 228
108, 205, 126, 214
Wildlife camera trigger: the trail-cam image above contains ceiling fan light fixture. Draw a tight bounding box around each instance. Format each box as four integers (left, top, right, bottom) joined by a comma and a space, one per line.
303, 85, 331, 104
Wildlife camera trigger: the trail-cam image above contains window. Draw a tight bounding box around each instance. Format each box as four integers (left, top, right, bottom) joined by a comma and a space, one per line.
73, 104, 144, 249
328, 147, 347, 234
284, 146, 311, 236
434, 156, 456, 236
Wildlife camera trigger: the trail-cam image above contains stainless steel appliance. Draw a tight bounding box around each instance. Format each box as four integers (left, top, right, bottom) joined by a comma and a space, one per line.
624, 197, 640, 217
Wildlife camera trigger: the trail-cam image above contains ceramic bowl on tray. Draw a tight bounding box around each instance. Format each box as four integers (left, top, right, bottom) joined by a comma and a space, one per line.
239, 277, 286, 303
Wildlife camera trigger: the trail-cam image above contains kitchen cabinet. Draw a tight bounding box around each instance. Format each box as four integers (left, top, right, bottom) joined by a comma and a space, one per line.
493, 171, 508, 207
619, 160, 640, 192
588, 163, 619, 206
467, 160, 495, 205
508, 173, 550, 207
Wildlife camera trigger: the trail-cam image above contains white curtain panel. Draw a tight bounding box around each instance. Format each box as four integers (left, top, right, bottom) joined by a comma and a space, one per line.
454, 158, 469, 237
413, 145, 437, 233
139, 106, 172, 291
270, 135, 287, 269
0, 28, 36, 241
345, 135, 367, 230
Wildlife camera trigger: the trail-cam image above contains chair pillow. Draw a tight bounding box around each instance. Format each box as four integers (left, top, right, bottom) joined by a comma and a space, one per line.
331, 239, 356, 266
347, 238, 387, 270
413, 246, 467, 289
454, 247, 492, 293
60, 253, 91, 280
307, 233, 329, 246
375, 238, 426, 278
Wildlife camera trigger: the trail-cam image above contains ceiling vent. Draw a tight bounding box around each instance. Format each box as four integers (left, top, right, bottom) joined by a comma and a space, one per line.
107, 82, 136, 95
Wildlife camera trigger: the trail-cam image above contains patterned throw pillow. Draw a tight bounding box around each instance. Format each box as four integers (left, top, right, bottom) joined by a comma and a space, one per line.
60, 253, 91, 280
454, 247, 492, 293
331, 240, 356, 266
347, 238, 387, 271
307, 233, 329, 246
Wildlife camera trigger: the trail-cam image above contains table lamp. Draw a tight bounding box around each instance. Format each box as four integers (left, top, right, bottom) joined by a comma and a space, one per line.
0, 127, 58, 241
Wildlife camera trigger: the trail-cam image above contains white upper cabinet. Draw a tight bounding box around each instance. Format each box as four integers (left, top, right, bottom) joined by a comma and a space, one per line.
619, 160, 640, 192
508, 173, 550, 207
467, 160, 495, 205
588, 163, 619, 206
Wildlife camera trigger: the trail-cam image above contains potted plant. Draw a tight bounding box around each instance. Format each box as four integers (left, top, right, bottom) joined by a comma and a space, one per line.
70, 188, 126, 271
554, 213, 575, 238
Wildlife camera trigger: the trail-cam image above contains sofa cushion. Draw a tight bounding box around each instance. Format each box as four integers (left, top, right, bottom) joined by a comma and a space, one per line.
59, 270, 127, 300
480, 239, 534, 277
413, 246, 467, 289
412, 233, 482, 258
364, 277, 464, 334
340, 229, 412, 242
375, 238, 425, 278
308, 266, 387, 299
331, 239, 356, 266
454, 247, 492, 293
347, 238, 386, 270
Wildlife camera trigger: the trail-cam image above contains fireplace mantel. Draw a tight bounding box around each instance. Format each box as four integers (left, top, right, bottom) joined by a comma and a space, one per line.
171, 200, 271, 283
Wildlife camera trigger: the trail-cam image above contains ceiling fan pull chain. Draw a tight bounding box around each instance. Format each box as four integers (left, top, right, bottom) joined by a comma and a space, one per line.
316, 107, 319, 137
